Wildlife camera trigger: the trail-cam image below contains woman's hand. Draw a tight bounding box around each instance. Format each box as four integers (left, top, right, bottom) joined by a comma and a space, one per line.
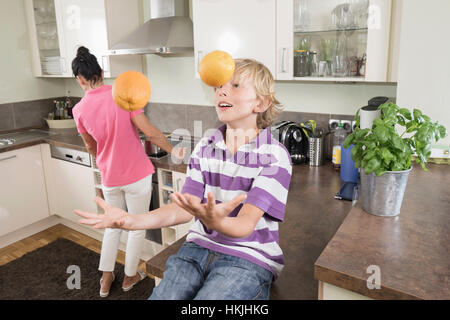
74, 197, 130, 229
170, 192, 247, 230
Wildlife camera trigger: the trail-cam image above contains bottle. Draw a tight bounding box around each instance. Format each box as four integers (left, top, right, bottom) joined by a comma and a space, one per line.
54, 100, 60, 120
65, 92, 73, 118
332, 123, 347, 170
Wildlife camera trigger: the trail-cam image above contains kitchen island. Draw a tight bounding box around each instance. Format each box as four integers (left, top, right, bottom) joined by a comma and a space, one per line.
314, 163, 450, 300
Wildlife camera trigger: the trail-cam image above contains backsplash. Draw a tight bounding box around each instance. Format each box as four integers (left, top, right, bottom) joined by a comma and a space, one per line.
0, 97, 81, 133
145, 102, 355, 159
1, 98, 353, 160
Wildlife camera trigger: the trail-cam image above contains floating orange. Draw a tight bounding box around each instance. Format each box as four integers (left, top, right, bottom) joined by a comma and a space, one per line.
198, 50, 235, 87
112, 70, 151, 111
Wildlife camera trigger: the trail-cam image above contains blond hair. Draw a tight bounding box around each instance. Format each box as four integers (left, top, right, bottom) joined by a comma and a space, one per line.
233, 58, 283, 129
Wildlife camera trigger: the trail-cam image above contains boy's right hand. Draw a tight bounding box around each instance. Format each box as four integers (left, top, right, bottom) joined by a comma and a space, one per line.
74, 197, 129, 229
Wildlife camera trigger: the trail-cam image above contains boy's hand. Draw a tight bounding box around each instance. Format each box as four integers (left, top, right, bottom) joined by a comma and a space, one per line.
74, 197, 129, 229
171, 147, 187, 160
171, 192, 247, 230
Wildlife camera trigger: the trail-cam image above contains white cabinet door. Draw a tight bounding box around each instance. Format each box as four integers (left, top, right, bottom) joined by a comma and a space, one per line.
192, 0, 276, 78
173, 171, 186, 193
172, 171, 193, 240
276, 0, 294, 80
56, 0, 109, 77
48, 154, 96, 223
0, 145, 49, 237
25, 0, 142, 77
276, 0, 392, 82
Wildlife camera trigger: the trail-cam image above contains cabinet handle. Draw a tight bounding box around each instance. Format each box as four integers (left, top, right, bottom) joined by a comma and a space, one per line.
281, 48, 287, 73
60, 57, 66, 73
102, 56, 109, 72
197, 50, 204, 71
0, 155, 17, 162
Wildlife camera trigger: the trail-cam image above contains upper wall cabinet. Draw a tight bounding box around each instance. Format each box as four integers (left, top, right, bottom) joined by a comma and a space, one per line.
192, 0, 276, 79
192, 0, 394, 83
277, 0, 392, 82
24, 0, 142, 78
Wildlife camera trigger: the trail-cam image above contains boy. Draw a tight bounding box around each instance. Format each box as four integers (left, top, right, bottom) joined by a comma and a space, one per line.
75, 58, 292, 300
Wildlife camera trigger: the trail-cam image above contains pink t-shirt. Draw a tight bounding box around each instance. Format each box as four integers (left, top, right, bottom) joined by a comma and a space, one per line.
72, 85, 154, 187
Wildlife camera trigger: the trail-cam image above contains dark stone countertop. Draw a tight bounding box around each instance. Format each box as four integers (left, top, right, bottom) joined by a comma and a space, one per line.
314, 163, 450, 300
0, 127, 189, 173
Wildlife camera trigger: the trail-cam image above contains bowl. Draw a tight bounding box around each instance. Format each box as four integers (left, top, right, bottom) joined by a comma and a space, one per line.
44, 118, 76, 129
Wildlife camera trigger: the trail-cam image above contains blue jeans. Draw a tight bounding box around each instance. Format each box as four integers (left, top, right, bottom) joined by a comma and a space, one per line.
149, 241, 273, 300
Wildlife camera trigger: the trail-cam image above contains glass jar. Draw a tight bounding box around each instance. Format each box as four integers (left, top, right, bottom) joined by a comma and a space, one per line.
294, 50, 309, 77
308, 51, 318, 77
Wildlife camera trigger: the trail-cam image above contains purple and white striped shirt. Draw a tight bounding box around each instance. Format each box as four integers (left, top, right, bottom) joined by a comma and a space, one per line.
181, 124, 292, 278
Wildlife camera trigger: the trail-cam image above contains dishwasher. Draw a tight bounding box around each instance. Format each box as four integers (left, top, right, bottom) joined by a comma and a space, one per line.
50, 145, 91, 167
145, 171, 162, 244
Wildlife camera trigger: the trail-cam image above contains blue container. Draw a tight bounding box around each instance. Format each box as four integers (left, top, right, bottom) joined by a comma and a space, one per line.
340, 144, 359, 183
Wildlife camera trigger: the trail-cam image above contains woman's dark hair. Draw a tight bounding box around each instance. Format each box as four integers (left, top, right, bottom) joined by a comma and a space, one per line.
72, 46, 102, 84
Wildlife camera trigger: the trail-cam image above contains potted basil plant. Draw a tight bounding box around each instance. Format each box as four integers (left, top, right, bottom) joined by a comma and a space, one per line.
343, 102, 447, 217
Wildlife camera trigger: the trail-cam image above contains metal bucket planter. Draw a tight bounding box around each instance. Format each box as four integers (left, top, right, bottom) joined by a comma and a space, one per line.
360, 167, 412, 217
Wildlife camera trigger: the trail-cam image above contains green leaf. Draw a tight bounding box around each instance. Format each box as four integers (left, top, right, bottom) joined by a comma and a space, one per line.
399, 108, 412, 120
406, 120, 418, 133
392, 135, 405, 151
373, 125, 389, 144
380, 147, 394, 164
438, 125, 448, 139
413, 109, 424, 123
365, 157, 381, 174
343, 134, 354, 149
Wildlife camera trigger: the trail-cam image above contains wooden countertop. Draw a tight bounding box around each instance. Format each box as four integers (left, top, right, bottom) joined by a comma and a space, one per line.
314, 163, 450, 300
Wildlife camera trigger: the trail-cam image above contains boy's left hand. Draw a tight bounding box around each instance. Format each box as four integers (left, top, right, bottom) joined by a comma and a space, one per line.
171, 192, 246, 230
171, 147, 187, 160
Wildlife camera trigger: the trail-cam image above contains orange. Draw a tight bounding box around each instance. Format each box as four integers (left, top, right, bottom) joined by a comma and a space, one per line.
112, 70, 151, 111
198, 50, 235, 87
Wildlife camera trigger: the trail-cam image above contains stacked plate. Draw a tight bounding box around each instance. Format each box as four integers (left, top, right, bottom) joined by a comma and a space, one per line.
41, 56, 62, 75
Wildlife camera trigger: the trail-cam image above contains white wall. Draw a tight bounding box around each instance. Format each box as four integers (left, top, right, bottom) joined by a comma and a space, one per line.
396, 0, 450, 146
0, 0, 66, 104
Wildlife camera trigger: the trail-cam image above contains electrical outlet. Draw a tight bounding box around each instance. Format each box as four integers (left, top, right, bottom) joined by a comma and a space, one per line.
341, 120, 352, 133
329, 119, 340, 131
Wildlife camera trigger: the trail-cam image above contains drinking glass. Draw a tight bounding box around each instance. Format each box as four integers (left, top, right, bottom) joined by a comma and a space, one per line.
294, 0, 310, 31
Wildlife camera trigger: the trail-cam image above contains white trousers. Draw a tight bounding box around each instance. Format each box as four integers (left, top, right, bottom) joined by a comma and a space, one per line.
99, 174, 152, 276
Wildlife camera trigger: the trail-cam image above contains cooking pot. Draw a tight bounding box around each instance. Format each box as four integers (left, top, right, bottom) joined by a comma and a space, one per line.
140, 136, 161, 156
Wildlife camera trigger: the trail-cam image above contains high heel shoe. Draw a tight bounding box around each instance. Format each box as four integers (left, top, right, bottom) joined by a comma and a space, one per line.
99, 273, 115, 298
122, 271, 147, 292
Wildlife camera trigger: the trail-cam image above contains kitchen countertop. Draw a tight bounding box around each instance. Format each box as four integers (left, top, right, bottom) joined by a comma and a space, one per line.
314, 163, 450, 300
4, 128, 448, 299
0, 127, 189, 172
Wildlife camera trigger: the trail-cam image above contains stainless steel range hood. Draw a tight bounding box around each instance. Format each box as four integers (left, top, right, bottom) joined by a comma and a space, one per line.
109, 0, 193, 55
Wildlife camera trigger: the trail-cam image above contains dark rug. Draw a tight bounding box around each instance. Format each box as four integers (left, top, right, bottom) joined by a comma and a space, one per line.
0, 238, 155, 300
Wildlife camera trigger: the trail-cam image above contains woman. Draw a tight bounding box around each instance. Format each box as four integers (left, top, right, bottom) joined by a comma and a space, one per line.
71, 46, 184, 297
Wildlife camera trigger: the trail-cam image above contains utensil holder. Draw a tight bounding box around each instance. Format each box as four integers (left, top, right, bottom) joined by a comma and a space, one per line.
308, 137, 324, 166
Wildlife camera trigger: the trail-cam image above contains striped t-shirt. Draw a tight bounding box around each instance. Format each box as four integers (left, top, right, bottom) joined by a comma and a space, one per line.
181, 124, 292, 278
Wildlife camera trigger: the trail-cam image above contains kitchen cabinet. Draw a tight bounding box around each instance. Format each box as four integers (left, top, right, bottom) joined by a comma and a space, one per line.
192, 0, 277, 78
40, 144, 97, 223
24, 0, 142, 78
0, 145, 49, 237
276, 0, 392, 82
157, 168, 193, 247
